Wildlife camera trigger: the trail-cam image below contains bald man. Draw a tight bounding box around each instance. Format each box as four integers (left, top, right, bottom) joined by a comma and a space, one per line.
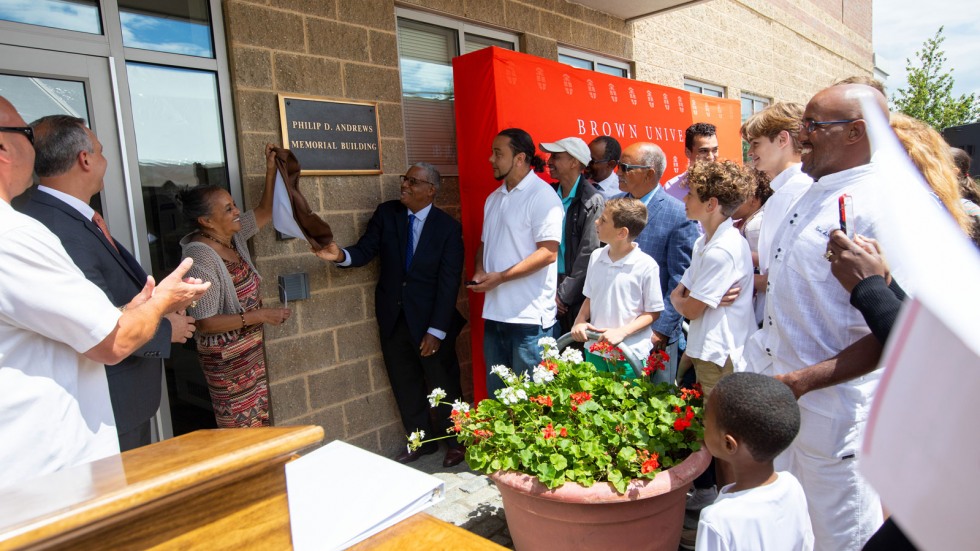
0, 96, 209, 488
743, 84, 891, 550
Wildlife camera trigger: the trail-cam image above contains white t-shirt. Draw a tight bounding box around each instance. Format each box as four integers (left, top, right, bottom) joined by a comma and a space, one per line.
696, 471, 814, 551
681, 218, 755, 369
582, 244, 664, 361
758, 164, 812, 273
0, 200, 121, 489
481, 170, 564, 326
739, 208, 765, 326
744, 164, 891, 421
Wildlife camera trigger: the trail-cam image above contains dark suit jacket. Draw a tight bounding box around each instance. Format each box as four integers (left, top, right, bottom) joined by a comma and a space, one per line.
17, 189, 171, 435
343, 200, 465, 346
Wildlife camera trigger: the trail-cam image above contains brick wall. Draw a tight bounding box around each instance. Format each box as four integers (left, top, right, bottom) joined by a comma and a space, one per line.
221, 0, 632, 456
632, 0, 874, 106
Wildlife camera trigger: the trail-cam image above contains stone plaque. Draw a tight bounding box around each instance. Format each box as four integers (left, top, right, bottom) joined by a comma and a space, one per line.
278, 94, 382, 175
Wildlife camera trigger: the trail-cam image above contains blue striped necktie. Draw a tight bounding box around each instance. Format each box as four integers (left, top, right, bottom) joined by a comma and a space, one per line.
405, 213, 416, 270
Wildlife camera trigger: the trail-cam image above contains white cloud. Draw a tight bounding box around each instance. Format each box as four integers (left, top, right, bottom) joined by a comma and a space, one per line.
873, 0, 980, 102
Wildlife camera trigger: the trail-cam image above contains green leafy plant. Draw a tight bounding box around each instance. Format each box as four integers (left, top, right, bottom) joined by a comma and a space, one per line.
409, 338, 704, 494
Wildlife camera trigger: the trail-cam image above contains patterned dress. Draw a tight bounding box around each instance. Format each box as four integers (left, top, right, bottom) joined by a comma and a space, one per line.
195, 257, 269, 428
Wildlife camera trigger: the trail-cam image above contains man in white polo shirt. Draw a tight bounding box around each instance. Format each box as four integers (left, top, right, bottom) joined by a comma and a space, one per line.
469, 128, 564, 396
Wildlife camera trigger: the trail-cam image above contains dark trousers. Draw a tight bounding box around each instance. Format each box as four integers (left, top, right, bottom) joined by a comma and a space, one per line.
117, 418, 152, 452
380, 314, 463, 447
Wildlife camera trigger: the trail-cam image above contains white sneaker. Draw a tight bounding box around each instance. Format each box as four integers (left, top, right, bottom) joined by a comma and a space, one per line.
685, 485, 718, 511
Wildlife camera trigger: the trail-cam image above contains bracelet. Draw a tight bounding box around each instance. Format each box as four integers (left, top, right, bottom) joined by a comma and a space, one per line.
240, 311, 247, 328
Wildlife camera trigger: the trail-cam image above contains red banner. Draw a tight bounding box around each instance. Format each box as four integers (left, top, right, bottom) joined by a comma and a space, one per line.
453, 47, 742, 400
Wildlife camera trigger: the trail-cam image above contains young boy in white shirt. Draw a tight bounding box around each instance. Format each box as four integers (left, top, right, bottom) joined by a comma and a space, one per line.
672, 160, 756, 395
692, 372, 814, 551
571, 198, 664, 377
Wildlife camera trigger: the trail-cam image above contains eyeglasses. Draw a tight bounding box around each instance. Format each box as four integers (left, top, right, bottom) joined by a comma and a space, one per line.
588, 159, 618, 168
799, 119, 861, 133
400, 175, 435, 187
0, 126, 34, 145
618, 163, 653, 174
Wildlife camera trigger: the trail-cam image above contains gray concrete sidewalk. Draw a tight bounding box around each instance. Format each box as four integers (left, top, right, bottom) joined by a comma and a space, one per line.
408, 444, 513, 549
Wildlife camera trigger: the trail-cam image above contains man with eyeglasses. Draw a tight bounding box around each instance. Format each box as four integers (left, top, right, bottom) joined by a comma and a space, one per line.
0, 96, 209, 489
663, 122, 720, 201
743, 84, 891, 550
617, 142, 699, 383
540, 136, 604, 336
586, 136, 623, 200
315, 163, 467, 468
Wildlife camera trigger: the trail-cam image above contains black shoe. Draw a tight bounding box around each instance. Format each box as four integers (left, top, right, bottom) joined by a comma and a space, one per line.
395, 442, 438, 464
442, 446, 466, 467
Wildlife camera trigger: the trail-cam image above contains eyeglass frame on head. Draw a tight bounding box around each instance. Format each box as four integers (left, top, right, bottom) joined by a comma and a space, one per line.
0, 126, 34, 145
400, 174, 435, 187
618, 162, 653, 174
799, 118, 862, 133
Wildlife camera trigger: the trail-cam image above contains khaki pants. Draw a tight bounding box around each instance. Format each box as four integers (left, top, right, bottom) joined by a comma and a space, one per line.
691, 356, 734, 396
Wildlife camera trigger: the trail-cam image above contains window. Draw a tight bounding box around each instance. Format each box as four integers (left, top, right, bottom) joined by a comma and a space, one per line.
119, 0, 214, 58
0, 0, 102, 35
740, 92, 770, 122
558, 47, 630, 78
684, 79, 724, 98
396, 8, 517, 175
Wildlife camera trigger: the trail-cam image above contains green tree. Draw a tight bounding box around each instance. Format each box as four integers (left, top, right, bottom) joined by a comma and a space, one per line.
893, 26, 980, 131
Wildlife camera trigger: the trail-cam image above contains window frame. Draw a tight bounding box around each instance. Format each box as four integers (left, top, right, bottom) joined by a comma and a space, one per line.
557, 46, 631, 78
683, 78, 725, 98
740, 91, 771, 121
395, 7, 518, 176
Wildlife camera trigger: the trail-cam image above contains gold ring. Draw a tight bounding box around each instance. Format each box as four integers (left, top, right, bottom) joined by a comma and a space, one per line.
824, 250, 834, 260
190, 300, 198, 308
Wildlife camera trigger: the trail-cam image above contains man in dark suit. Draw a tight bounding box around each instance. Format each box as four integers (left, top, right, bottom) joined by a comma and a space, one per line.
618, 142, 699, 384
17, 115, 196, 451
316, 163, 467, 467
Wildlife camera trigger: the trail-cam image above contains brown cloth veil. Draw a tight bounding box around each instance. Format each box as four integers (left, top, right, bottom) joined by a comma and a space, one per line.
273, 146, 333, 250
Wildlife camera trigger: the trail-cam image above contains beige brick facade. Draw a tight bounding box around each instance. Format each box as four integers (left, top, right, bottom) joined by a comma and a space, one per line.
222, 0, 872, 456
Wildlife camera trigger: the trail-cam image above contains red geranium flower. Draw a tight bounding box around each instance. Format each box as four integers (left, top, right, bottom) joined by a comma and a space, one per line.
589, 340, 625, 362
542, 423, 557, 439
643, 349, 671, 375
530, 395, 553, 407
641, 453, 660, 474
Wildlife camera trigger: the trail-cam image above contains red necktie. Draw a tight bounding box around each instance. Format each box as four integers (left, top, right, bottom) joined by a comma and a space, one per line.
92, 211, 119, 253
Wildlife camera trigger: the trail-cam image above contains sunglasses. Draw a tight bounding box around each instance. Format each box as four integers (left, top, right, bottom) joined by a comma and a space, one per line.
618, 163, 653, 174
798, 118, 861, 133
0, 126, 34, 145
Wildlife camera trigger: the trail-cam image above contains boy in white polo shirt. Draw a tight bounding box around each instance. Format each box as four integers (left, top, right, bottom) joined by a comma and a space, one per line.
671, 160, 756, 396
571, 197, 663, 377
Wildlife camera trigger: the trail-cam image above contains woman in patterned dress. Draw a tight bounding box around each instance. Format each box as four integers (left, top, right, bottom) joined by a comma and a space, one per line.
177, 143, 291, 427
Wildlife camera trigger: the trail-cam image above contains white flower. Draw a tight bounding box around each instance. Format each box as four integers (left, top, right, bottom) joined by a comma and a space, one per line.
451, 400, 470, 413
407, 429, 425, 451
427, 387, 447, 407
532, 364, 556, 384
538, 336, 559, 349
497, 386, 529, 405
490, 364, 518, 384
561, 347, 584, 364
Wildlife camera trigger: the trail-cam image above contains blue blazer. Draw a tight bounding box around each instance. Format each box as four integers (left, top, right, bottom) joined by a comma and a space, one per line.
631, 188, 699, 343
343, 200, 465, 345
17, 189, 171, 434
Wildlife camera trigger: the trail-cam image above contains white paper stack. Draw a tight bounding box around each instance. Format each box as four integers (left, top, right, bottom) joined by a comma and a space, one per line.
285, 440, 445, 551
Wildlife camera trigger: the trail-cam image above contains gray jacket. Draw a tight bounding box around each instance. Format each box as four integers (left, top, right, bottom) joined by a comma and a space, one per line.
553, 176, 605, 308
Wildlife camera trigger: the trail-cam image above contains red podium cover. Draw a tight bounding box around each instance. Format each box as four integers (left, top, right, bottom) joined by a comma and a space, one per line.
453, 47, 741, 401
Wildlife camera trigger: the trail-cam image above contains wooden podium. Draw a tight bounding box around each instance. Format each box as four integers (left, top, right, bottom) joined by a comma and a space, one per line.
0, 427, 504, 550
0, 427, 321, 550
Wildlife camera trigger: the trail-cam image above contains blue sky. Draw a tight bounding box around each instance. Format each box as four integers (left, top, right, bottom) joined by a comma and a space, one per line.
873, 0, 980, 105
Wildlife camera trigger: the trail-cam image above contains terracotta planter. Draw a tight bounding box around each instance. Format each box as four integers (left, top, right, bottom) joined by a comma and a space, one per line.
490, 447, 711, 551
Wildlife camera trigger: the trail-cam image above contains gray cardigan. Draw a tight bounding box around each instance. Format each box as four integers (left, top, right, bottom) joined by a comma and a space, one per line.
180, 210, 260, 320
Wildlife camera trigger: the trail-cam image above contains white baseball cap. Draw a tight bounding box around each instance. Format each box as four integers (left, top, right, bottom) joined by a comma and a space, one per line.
540, 137, 592, 167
